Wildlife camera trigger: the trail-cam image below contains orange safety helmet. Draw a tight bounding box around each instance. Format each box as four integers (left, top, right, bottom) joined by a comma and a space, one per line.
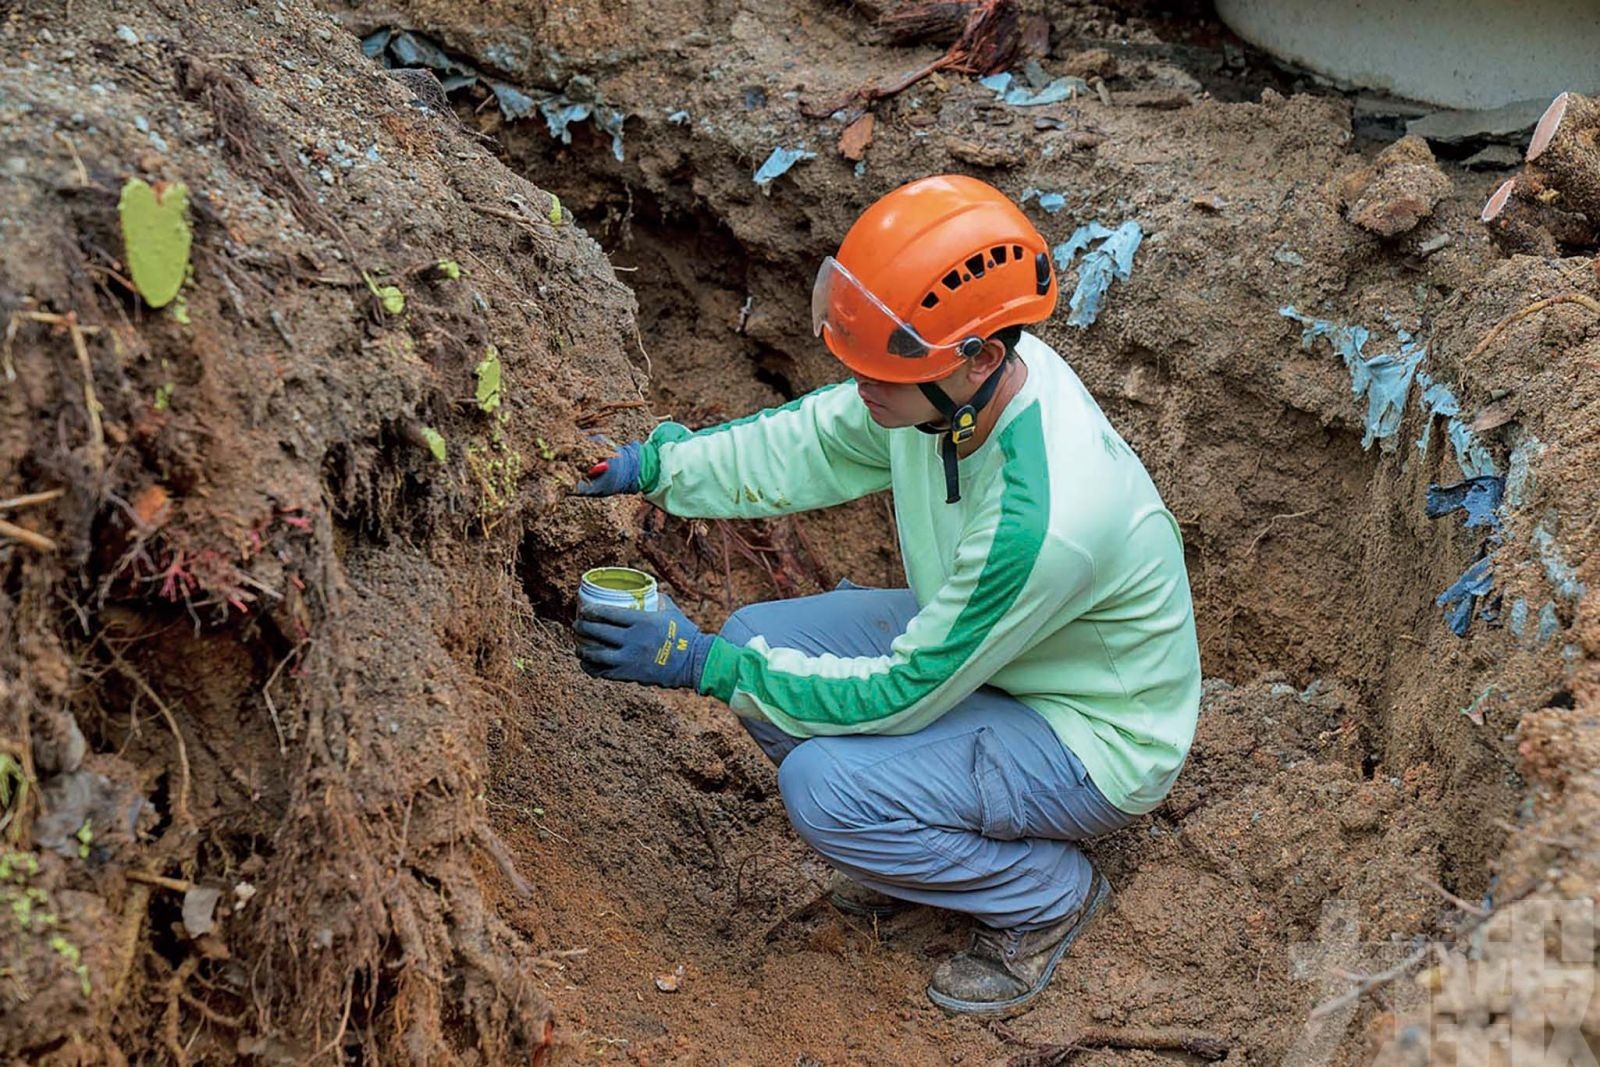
812, 175, 1057, 383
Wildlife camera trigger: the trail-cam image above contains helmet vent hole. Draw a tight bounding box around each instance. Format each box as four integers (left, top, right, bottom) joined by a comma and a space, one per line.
1013, 244, 1023, 260
991, 245, 1008, 264
964, 254, 986, 278
921, 292, 940, 310
942, 269, 962, 291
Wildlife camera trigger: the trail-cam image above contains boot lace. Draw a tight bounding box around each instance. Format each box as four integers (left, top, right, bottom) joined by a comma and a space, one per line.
973, 925, 1022, 963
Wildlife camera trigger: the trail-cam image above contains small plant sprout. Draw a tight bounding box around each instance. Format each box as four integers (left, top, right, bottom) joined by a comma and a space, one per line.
154, 383, 174, 411
436, 259, 462, 280
75, 819, 92, 860
535, 436, 556, 461
421, 427, 447, 463
548, 193, 563, 225
170, 294, 192, 325
118, 178, 192, 308
475, 345, 503, 413
363, 271, 406, 315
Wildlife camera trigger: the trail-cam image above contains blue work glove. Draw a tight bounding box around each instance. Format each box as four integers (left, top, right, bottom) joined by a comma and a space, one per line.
575, 441, 644, 496
574, 593, 714, 690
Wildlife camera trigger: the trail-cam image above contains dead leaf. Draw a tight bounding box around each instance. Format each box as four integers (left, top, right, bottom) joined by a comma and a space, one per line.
839, 113, 875, 162
1468, 398, 1517, 433
130, 483, 171, 530
182, 885, 222, 938
654, 964, 685, 993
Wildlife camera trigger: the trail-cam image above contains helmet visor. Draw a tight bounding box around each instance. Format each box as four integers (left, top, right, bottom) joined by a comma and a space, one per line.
811, 257, 962, 371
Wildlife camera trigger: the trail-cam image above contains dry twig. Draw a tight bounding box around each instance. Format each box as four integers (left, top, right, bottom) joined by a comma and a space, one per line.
1307, 879, 1538, 1021
1468, 292, 1600, 359
1006, 1026, 1230, 1065
0, 488, 66, 511
125, 869, 195, 893
106, 648, 193, 826
0, 518, 56, 552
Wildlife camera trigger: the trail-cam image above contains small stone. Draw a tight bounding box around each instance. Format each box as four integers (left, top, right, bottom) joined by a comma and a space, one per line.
115, 25, 140, 45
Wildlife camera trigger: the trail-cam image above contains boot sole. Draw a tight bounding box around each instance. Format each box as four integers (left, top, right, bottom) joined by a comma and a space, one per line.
925, 872, 1112, 1018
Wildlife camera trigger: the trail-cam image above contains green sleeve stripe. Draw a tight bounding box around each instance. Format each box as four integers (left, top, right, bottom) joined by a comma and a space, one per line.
701, 402, 1050, 728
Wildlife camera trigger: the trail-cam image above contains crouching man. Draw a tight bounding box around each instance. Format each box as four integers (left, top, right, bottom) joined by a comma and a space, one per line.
574, 175, 1201, 1016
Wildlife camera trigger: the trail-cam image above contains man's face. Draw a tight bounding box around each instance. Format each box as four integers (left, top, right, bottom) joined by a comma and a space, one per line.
855, 376, 942, 428
853, 338, 1008, 428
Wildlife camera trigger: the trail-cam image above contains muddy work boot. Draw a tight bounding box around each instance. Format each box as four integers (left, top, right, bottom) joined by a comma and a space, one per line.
926, 869, 1111, 1017
827, 871, 914, 919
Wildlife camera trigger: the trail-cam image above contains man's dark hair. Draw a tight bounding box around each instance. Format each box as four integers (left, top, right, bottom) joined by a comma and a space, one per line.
993, 324, 1024, 359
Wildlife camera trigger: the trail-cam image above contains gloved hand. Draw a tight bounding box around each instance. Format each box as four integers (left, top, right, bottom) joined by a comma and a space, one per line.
574, 593, 714, 690
575, 441, 644, 496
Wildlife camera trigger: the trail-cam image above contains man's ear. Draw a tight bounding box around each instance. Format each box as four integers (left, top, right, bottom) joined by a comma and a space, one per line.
968, 337, 1008, 382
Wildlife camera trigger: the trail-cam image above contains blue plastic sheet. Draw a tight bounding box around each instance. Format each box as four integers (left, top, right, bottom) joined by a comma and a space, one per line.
979, 71, 1088, 106
1424, 476, 1503, 529
1532, 523, 1586, 601
753, 146, 816, 192
1414, 370, 1496, 476
1437, 556, 1494, 637
1280, 307, 1426, 451
367, 28, 627, 160
1021, 188, 1067, 214
1053, 221, 1141, 328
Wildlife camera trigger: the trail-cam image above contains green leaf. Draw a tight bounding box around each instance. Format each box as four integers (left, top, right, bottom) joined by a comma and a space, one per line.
421, 427, 447, 463
363, 272, 405, 315
118, 178, 192, 309
153, 383, 174, 411
475, 345, 503, 413
436, 259, 462, 280
548, 193, 563, 225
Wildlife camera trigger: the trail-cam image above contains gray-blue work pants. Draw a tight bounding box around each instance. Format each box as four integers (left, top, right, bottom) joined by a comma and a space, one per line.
720, 587, 1139, 932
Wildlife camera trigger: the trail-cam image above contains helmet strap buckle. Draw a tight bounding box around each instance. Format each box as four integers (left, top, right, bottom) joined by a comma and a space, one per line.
949, 404, 978, 445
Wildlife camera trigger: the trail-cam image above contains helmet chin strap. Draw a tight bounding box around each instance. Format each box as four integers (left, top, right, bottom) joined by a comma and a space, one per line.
915, 356, 1008, 505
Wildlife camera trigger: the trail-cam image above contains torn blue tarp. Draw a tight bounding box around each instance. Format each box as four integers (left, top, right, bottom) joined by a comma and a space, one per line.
1512, 598, 1563, 643
1504, 435, 1542, 507
1052, 222, 1112, 270
367, 28, 627, 160
1053, 221, 1141, 328
361, 28, 394, 59
1280, 307, 1427, 451
1021, 188, 1067, 214
535, 97, 623, 160
979, 71, 1089, 107
1532, 523, 1586, 601
1424, 476, 1504, 529
753, 146, 815, 193
1437, 556, 1494, 637
1414, 370, 1496, 476
388, 30, 462, 72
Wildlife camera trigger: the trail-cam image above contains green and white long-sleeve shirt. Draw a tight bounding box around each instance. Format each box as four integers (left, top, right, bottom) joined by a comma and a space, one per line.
640, 333, 1201, 814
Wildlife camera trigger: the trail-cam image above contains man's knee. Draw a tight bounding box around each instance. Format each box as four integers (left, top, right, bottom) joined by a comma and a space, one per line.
776, 740, 863, 851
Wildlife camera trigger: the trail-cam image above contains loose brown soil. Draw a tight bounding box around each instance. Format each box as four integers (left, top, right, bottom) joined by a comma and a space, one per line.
2, 1, 1597, 1064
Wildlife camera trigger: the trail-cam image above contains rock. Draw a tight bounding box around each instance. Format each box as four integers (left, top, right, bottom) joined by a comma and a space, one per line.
944, 136, 1021, 169
1062, 48, 1117, 80
1337, 135, 1451, 237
